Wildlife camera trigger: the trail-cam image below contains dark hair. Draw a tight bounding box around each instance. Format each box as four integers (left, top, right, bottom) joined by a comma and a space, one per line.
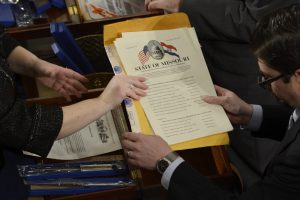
251, 4, 300, 75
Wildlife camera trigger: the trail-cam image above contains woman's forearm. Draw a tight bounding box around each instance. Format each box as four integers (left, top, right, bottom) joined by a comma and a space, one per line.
7, 46, 44, 77
57, 98, 111, 139
57, 74, 148, 140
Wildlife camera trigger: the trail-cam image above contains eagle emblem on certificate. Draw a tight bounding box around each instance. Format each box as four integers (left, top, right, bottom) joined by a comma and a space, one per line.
138, 40, 180, 65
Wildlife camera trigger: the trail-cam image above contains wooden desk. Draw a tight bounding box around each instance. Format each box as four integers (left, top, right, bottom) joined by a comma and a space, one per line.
26, 89, 234, 200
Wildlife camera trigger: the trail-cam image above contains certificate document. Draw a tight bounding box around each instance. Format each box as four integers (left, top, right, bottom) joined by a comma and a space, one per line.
47, 111, 121, 159
24, 111, 122, 160
114, 28, 233, 145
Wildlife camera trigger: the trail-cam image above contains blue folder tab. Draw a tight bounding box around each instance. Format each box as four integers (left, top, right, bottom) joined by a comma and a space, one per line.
50, 0, 66, 8
50, 22, 95, 74
51, 42, 84, 74
0, 4, 15, 27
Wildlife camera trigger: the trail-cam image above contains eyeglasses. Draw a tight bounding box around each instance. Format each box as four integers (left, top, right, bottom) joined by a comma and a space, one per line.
258, 72, 288, 90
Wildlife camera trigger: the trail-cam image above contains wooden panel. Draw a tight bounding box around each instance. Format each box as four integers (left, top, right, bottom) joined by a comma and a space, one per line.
44, 187, 137, 200
211, 146, 232, 175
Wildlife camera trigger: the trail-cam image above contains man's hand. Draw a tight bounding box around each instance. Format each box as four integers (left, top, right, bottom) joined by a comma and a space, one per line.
202, 85, 253, 125
121, 132, 172, 170
145, 0, 181, 13
36, 62, 88, 101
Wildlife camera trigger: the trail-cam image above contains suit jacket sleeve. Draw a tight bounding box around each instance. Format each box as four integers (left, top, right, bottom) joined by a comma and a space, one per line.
168, 162, 238, 200
168, 159, 300, 200
251, 105, 292, 141
180, 0, 299, 42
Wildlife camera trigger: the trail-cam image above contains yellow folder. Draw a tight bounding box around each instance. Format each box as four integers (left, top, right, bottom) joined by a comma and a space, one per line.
103, 13, 229, 150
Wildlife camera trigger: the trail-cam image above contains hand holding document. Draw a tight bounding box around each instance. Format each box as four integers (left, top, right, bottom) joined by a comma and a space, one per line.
113, 28, 233, 145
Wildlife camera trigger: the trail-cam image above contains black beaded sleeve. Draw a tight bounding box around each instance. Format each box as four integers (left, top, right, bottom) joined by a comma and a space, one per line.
0, 100, 63, 157
0, 24, 20, 58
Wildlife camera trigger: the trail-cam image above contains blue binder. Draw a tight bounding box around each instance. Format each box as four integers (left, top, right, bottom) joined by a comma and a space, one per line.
0, 4, 15, 27
50, 0, 66, 8
50, 22, 95, 74
51, 42, 84, 74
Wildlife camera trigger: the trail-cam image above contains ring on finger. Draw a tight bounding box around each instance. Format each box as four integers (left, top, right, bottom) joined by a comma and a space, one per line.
126, 150, 132, 157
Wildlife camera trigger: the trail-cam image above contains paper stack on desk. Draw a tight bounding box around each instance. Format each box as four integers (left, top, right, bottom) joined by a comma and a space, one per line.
113, 28, 233, 145
104, 13, 233, 149
24, 111, 123, 160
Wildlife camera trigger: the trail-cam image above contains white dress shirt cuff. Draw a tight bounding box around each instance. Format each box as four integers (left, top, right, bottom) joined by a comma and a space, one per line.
161, 156, 184, 190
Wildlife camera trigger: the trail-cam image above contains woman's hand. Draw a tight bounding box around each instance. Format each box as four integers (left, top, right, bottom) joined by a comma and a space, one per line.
202, 85, 253, 125
7, 46, 88, 101
98, 75, 148, 110
36, 61, 88, 101
145, 0, 182, 13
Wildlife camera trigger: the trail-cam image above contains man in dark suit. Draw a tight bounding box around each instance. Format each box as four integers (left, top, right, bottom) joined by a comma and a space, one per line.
121, 4, 300, 199
145, 0, 300, 188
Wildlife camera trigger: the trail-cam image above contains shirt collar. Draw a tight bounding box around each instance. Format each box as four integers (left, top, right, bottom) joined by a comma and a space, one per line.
292, 108, 300, 122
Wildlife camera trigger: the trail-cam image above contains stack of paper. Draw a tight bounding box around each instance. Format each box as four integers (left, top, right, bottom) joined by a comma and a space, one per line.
24, 111, 122, 160
109, 26, 233, 146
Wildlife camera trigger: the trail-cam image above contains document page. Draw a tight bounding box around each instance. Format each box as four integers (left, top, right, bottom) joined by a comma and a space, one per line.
24, 112, 122, 160
114, 28, 233, 145
48, 111, 121, 159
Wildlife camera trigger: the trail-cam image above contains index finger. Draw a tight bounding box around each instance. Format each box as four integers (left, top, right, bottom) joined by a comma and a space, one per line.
145, 0, 151, 8
122, 132, 140, 142
66, 69, 89, 83
214, 85, 228, 96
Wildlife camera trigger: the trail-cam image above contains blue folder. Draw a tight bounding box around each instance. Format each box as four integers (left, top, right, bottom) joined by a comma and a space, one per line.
50, 22, 94, 74
50, 0, 66, 8
51, 42, 84, 74
0, 4, 15, 27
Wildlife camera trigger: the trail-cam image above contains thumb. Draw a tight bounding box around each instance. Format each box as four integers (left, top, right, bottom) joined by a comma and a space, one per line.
214, 85, 229, 96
